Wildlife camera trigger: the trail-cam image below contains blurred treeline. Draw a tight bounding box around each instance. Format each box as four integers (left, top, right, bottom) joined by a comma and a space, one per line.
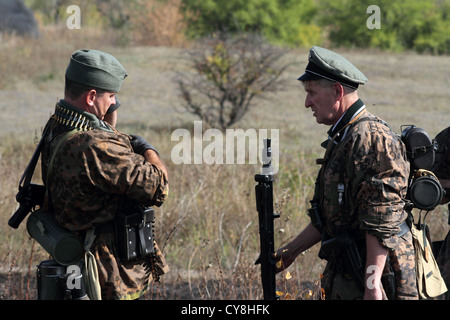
24, 0, 450, 53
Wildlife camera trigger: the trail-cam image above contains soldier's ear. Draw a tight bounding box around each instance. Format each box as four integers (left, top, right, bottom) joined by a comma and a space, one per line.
86, 89, 97, 106
332, 82, 344, 101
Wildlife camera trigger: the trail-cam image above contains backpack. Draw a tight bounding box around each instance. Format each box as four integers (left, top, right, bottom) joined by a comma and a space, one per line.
400, 125, 447, 299
400, 125, 444, 211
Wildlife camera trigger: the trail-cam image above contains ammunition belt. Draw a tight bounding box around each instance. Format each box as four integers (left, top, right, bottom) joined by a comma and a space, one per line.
54, 104, 94, 131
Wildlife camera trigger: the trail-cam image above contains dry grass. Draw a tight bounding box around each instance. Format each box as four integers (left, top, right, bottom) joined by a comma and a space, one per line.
0, 25, 449, 300
130, 0, 188, 47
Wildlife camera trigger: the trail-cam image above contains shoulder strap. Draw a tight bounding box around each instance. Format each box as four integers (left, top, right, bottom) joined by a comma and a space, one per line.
44, 129, 78, 211
45, 129, 77, 185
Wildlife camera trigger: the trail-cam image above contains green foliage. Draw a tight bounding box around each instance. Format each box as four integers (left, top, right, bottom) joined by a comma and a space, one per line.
23, 0, 450, 54
180, 0, 322, 47
318, 0, 450, 54
412, 1, 450, 55
181, 0, 449, 54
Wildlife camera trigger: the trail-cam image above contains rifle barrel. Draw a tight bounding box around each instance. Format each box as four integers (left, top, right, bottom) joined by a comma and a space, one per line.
255, 138, 279, 300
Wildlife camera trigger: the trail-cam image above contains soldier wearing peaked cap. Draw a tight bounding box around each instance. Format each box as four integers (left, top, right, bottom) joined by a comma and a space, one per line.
38, 49, 170, 300
274, 47, 418, 300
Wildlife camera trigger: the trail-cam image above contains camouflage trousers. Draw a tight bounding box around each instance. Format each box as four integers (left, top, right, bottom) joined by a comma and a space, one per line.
322, 231, 418, 300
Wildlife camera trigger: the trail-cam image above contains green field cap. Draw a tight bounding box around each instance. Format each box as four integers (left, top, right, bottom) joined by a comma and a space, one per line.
298, 46, 367, 89
65, 49, 127, 92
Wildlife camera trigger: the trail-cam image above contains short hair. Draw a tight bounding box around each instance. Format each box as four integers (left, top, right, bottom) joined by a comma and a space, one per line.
64, 76, 106, 100
302, 79, 356, 94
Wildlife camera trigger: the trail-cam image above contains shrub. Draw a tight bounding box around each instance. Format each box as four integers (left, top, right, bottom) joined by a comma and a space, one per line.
318, 0, 450, 54
175, 32, 292, 130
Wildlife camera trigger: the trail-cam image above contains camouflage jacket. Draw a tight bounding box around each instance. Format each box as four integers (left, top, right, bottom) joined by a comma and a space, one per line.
312, 100, 418, 299
41, 100, 169, 300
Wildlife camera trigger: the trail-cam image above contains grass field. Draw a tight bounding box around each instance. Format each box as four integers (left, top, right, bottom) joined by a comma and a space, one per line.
0, 26, 449, 300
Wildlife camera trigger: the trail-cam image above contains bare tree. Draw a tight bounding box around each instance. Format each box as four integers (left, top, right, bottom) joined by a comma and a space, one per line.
176, 33, 292, 130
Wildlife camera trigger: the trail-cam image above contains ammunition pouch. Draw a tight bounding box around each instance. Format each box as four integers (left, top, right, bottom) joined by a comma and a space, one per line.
115, 204, 155, 261
319, 233, 365, 291
319, 221, 411, 298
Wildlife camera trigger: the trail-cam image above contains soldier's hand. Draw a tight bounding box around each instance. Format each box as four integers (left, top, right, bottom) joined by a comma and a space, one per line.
144, 149, 169, 180
130, 134, 157, 156
273, 247, 296, 274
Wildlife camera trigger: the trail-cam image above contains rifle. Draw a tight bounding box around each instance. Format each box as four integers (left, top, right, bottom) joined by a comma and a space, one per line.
255, 138, 279, 300
8, 126, 48, 229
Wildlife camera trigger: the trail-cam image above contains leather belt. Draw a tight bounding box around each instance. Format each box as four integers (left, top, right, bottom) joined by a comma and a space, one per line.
397, 220, 410, 237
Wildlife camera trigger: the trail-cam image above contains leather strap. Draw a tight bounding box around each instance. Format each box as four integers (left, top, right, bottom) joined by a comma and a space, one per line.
397, 220, 410, 237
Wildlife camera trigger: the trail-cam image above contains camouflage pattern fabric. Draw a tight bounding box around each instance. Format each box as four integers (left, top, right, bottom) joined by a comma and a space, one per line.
433, 126, 450, 299
314, 107, 418, 299
94, 233, 169, 300
41, 102, 169, 300
387, 231, 417, 299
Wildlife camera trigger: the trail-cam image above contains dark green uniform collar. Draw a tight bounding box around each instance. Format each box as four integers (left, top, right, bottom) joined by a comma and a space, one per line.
328, 99, 365, 138
321, 99, 366, 149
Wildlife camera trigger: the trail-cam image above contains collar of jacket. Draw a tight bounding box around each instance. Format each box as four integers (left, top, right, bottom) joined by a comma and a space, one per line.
321, 99, 366, 149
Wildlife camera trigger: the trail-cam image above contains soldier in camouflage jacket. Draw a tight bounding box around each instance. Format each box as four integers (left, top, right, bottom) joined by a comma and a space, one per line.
274, 47, 418, 299
40, 50, 169, 300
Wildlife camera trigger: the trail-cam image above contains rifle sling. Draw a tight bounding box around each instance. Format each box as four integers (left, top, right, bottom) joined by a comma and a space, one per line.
18, 124, 51, 188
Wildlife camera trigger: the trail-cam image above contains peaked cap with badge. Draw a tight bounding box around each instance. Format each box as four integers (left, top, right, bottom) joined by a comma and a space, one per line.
65, 49, 128, 93
298, 46, 368, 90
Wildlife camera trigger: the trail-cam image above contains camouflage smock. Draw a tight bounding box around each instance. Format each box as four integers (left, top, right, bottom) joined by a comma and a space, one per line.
41, 100, 169, 300
312, 99, 418, 299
